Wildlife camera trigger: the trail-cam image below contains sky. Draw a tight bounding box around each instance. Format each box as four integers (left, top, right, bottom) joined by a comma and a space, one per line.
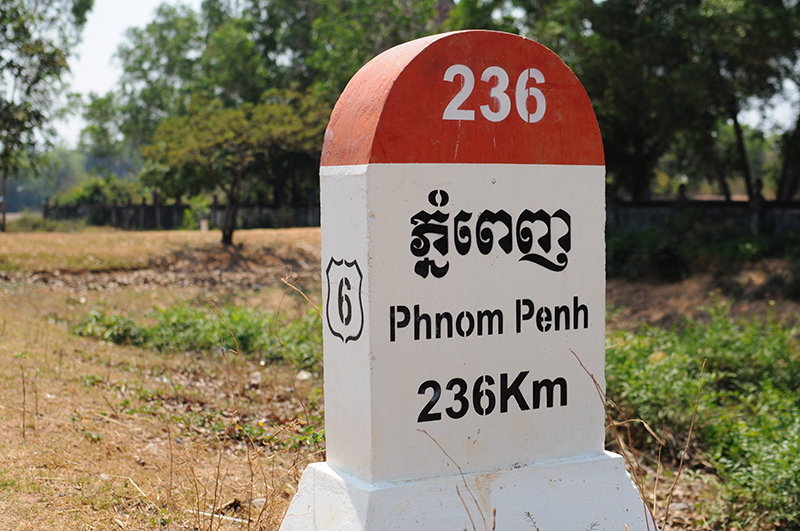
56, 0, 202, 147
55, 0, 798, 148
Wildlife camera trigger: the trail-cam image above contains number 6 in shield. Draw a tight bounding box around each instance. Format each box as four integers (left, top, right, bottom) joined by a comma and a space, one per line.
325, 257, 364, 343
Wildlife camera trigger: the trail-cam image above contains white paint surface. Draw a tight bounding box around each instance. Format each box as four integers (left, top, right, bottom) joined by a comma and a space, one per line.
320, 163, 606, 483
280, 453, 656, 531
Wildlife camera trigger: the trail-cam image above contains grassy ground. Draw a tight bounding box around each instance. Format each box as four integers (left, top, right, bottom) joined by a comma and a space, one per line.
2, 226, 799, 530
0, 228, 323, 530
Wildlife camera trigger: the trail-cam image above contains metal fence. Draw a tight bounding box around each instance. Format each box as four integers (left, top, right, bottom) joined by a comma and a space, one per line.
607, 197, 800, 234
44, 198, 320, 231
44, 195, 800, 235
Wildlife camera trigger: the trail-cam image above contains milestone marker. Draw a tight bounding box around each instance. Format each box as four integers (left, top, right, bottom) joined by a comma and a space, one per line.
280, 30, 656, 531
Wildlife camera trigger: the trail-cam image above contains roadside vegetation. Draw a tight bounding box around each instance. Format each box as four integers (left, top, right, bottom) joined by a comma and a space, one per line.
73, 305, 322, 371
607, 301, 800, 530
608, 221, 800, 302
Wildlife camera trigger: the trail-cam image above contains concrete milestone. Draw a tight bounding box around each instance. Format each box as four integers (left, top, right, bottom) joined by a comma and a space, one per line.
280, 30, 658, 531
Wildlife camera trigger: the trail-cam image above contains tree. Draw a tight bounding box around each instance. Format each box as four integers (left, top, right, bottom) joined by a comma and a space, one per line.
441, 0, 520, 32
141, 92, 325, 245
659, 121, 780, 199
689, 0, 796, 201
521, 0, 796, 201
306, 0, 442, 97
0, 0, 93, 230
80, 92, 141, 179
113, 3, 202, 151
198, 18, 269, 106
245, 0, 324, 90
777, 124, 800, 201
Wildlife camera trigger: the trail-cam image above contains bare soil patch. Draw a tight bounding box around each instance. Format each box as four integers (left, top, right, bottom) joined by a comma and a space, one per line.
608, 273, 800, 329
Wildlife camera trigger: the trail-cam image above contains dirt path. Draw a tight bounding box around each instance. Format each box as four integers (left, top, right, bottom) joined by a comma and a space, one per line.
607, 273, 800, 329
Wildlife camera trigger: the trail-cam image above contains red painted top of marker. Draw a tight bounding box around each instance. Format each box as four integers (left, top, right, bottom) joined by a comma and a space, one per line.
321, 30, 604, 167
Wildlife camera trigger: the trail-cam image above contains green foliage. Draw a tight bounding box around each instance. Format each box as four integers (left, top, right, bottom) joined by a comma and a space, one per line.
272, 309, 324, 368
287, 424, 325, 449
307, 0, 441, 96
148, 304, 274, 355
72, 305, 323, 370
4, 146, 88, 212
606, 227, 689, 282
657, 122, 782, 199
198, 18, 269, 106
5, 214, 87, 233
606, 303, 800, 529
57, 174, 145, 206
1, 0, 93, 227
72, 308, 147, 346
180, 195, 210, 230
113, 3, 202, 150
715, 408, 800, 529
441, 0, 521, 33
607, 223, 800, 282
527, 0, 797, 201
80, 92, 141, 179
141, 92, 326, 244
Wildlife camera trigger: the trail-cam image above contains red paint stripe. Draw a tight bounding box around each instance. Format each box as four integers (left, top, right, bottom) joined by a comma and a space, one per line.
322, 31, 604, 167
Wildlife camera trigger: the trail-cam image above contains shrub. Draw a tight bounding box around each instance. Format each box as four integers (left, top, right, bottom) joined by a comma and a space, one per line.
57, 174, 146, 207
72, 308, 147, 346
606, 302, 800, 528
606, 225, 800, 282
72, 305, 323, 370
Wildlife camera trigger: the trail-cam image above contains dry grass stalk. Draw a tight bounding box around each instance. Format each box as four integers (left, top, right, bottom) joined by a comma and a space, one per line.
419, 429, 490, 531
18, 358, 27, 440
571, 348, 704, 531
661, 360, 705, 531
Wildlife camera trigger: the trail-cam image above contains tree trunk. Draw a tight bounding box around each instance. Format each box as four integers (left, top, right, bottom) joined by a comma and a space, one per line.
777, 123, 800, 201
731, 110, 754, 200
221, 174, 242, 246
1, 164, 7, 232
221, 199, 237, 246
708, 143, 732, 201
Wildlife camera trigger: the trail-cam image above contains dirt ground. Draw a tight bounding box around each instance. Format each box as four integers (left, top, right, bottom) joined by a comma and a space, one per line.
608, 272, 800, 329
0, 229, 324, 530
1, 227, 797, 530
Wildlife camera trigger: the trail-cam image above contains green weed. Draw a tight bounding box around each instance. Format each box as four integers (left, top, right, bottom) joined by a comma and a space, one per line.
606, 302, 800, 529
72, 308, 147, 346
72, 305, 323, 370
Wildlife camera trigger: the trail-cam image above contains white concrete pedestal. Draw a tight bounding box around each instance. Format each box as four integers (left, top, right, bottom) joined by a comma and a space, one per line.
280, 451, 656, 531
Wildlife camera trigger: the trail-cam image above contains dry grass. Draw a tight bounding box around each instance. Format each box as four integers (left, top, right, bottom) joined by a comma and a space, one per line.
0, 228, 321, 273
0, 228, 323, 530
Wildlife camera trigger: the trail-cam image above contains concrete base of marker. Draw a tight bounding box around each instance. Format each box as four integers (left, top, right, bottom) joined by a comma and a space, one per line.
279, 452, 656, 531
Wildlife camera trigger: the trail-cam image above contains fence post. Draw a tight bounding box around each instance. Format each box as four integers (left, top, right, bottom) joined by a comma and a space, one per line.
750, 178, 765, 235
153, 191, 161, 230
173, 196, 182, 229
